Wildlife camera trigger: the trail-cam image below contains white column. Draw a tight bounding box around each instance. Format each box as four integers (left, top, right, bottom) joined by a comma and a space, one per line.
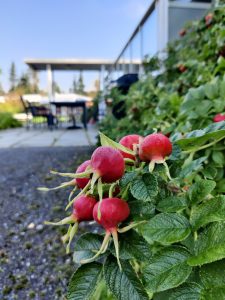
156, 0, 169, 54
47, 64, 53, 101
100, 64, 106, 93
129, 43, 133, 73
99, 64, 106, 120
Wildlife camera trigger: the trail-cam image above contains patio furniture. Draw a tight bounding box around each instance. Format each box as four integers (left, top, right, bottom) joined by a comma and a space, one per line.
51, 100, 87, 129
20, 96, 56, 129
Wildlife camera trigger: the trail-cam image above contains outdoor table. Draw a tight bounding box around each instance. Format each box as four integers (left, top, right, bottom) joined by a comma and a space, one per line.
51, 100, 87, 130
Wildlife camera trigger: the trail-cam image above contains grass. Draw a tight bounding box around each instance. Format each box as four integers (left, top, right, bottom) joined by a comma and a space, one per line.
0, 112, 22, 130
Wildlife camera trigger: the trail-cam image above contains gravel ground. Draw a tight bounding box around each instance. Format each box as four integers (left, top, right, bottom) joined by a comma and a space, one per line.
0, 146, 94, 300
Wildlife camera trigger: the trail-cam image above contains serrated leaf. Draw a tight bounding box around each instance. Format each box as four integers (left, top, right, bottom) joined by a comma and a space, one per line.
202, 287, 225, 300
140, 213, 191, 244
67, 262, 102, 300
104, 255, 149, 300
130, 173, 158, 202
190, 196, 225, 230
175, 122, 225, 152
179, 157, 207, 178
188, 179, 216, 205
99, 132, 135, 155
201, 166, 217, 179
160, 283, 203, 300
143, 246, 192, 293
200, 260, 225, 289
120, 171, 137, 188
129, 200, 155, 221
73, 233, 103, 264
188, 222, 225, 266
157, 196, 187, 213
110, 230, 151, 261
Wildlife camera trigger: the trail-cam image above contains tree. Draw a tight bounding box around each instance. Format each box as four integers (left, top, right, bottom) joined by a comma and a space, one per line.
30, 69, 39, 93
77, 72, 85, 94
9, 62, 17, 91
71, 77, 77, 93
53, 81, 61, 93
17, 72, 32, 93
0, 82, 4, 95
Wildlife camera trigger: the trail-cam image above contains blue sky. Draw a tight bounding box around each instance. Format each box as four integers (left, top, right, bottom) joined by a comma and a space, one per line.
0, 0, 151, 92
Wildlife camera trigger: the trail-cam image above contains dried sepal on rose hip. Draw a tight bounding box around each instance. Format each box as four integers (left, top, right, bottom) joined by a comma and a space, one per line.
139, 133, 173, 179
45, 195, 97, 253
38, 159, 91, 202
80, 197, 130, 270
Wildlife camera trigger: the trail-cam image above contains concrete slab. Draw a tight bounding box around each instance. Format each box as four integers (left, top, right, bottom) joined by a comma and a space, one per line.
0, 125, 98, 148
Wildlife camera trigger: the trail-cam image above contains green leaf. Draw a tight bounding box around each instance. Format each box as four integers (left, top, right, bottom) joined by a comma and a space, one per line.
159, 283, 203, 300
67, 262, 102, 300
130, 173, 158, 202
188, 179, 216, 205
104, 255, 149, 300
179, 157, 207, 178
157, 196, 187, 213
212, 151, 224, 165
99, 131, 135, 155
202, 287, 225, 300
188, 222, 225, 266
190, 196, 225, 230
120, 171, 137, 188
143, 246, 192, 293
73, 233, 103, 264
140, 213, 191, 244
110, 230, 151, 261
200, 260, 225, 288
201, 166, 217, 179
175, 122, 225, 152
129, 200, 155, 221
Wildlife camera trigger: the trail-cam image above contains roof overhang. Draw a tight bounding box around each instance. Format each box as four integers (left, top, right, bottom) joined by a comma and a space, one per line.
24, 58, 141, 71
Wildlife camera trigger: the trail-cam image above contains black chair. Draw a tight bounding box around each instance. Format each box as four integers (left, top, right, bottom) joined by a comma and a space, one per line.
20, 96, 56, 129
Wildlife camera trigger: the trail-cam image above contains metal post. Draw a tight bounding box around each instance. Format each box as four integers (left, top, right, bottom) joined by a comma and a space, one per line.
139, 25, 144, 75
47, 64, 53, 101
156, 0, 169, 54
129, 43, 133, 73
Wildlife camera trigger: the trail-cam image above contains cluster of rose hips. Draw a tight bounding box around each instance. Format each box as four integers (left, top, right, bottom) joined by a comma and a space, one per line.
39, 133, 172, 269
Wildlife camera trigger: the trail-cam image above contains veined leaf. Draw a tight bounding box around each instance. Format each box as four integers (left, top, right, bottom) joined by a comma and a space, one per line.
200, 260, 225, 288
187, 179, 216, 205
130, 173, 158, 202
140, 213, 191, 244
188, 222, 225, 266
179, 157, 207, 178
99, 132, 135, 155
157, 283, 203, 300
73, 233, 104, 264
104, 256, 149, 300
157, 196, 187, 213
67, 262, 102, 300
175, 122, 225, 152
143, 246, 192, 293
190, 196, 225, 230
110, 230, 152, 261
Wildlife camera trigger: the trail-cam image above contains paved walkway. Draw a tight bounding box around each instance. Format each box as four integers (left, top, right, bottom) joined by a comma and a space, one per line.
0, 125, 98, 148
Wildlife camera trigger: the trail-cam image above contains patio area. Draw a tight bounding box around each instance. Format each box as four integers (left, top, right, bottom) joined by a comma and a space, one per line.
0, 125, 98, 148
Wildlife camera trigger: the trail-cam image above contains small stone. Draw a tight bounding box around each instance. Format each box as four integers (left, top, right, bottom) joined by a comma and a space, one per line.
27, 223, 35, 229
36, 224, 44, 231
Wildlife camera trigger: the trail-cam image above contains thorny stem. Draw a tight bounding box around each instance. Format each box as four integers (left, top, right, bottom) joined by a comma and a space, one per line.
80, 231, 111, 264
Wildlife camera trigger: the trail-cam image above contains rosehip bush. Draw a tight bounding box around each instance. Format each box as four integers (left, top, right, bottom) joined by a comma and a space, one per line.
40, 123, 225, 300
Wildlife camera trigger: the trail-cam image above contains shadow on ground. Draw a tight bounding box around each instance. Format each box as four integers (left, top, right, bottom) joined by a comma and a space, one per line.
0, 146, 94, 300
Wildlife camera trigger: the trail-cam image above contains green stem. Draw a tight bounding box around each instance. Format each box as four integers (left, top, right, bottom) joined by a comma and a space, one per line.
80, 231, 111, 264
183, 136, 225, 154
109, 183, 117, 198
97, 178, 103, 219
65, 180, 91, 210
117, 221, 146, 233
